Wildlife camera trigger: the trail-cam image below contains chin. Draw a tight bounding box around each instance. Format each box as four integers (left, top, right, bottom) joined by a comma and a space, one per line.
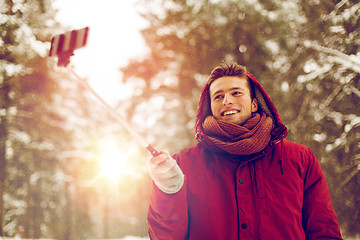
228, 119, 244, 125
235, 118, 249, 126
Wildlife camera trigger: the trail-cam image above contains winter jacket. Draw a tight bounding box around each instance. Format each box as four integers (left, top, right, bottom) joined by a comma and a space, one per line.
147, 70, 342, 240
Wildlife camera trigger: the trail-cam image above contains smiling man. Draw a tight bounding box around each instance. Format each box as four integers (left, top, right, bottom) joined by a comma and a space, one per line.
210, 76, 258, 125
147, 62, 342, 240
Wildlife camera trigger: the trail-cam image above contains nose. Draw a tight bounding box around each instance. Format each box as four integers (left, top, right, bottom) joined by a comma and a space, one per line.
222, 94, 234, 105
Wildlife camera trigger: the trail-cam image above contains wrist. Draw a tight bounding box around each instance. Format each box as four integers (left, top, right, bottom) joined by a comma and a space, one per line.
154, 172, 185, 194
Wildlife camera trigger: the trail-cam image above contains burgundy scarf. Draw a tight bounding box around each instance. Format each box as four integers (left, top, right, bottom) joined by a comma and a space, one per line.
201, 112, 273, 155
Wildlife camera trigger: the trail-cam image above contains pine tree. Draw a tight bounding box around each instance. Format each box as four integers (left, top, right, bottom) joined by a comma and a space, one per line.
121, 0, 360, 236
279, 0, 360, 236
0, 0, 66, 237
121, 0, 293, 153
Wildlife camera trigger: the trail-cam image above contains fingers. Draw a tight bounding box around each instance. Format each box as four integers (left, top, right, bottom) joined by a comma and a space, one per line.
150, 151, 170, 165
146, 150, 184, 194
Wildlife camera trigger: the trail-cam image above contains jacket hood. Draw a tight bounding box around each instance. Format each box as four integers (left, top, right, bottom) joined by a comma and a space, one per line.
195, 71, 288, 144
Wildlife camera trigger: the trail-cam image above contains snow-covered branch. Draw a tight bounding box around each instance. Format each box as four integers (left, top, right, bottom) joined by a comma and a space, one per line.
348, 85, 360, 98
339, 166, 359, 189
325, 114, 360, 152
297, 63, 333, 83
304, 41, 360, 73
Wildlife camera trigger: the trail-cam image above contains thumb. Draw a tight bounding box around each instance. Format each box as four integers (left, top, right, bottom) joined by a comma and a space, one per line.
149, 151, 169, 165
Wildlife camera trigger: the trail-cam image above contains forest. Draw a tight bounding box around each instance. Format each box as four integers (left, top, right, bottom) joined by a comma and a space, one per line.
0, 0, 359, 239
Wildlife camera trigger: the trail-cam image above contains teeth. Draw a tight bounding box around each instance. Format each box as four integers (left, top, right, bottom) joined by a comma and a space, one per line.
223, 110, 238, 116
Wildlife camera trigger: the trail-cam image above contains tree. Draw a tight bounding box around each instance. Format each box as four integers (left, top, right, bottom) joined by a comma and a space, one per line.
121, 0, 360, 236
2, 0, 153, 238
121, 0, 294, 153
276, 0, 360, 235
0, 0, 60, 235
1, 0, 92, 237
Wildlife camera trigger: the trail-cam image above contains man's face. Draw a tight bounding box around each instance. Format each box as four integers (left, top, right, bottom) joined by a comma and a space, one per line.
209, 76, 258, 125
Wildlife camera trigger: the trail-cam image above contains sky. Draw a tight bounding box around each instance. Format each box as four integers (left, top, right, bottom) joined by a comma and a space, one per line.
52, 0, 153, 179
53, 0, 149, 104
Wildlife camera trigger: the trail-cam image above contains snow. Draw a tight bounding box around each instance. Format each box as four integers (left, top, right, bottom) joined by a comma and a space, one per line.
0, 236, 149, 240
297, 63, 333, 83
325, 114, 360, 152
117, 237, 149, 240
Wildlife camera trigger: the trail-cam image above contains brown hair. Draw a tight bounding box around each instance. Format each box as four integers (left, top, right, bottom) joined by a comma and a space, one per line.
207, 62, 254, 99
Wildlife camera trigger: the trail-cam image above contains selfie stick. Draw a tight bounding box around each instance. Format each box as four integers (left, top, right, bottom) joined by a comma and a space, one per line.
49, 27, 160, 157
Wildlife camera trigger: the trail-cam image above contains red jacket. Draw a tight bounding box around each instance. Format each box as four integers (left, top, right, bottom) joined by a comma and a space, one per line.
148, 140, 342, 239
148, 71, 342, 239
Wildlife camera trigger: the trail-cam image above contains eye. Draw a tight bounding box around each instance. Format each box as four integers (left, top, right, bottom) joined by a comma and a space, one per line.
232, 91, 243, 96
213, 94, 223, 101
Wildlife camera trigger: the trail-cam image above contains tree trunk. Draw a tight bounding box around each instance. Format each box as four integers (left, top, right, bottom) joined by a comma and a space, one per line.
0, 80, 10, 236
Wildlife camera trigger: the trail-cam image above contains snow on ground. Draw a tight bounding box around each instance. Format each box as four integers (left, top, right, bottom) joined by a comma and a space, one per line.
117, 237, 149, 240
0, 236, 149, 240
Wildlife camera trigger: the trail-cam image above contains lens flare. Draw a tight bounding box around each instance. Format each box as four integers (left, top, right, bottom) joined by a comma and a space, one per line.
97, 136, 129, 181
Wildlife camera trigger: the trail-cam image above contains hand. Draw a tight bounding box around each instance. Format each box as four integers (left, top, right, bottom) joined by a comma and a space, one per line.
147, 151, 184, 194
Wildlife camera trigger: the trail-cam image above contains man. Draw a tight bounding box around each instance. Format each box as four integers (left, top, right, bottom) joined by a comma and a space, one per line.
147, 62, 342, 240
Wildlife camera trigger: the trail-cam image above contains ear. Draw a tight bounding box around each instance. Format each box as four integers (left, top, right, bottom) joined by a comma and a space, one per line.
251, 98, 258, 113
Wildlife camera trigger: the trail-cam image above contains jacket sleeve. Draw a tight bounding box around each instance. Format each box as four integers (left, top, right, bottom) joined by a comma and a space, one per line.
302, 148, 343, 240
147, 174, 188, 240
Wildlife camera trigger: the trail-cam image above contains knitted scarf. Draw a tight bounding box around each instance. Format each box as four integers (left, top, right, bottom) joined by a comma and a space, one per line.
201, 112, 273, 155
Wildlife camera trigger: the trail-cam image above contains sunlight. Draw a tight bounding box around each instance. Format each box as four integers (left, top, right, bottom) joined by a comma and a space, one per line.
54, 0, 149, 104
97, 136, 129, 181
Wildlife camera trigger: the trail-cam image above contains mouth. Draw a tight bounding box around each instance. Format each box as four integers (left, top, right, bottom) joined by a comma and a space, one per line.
221, 110, 240, 116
